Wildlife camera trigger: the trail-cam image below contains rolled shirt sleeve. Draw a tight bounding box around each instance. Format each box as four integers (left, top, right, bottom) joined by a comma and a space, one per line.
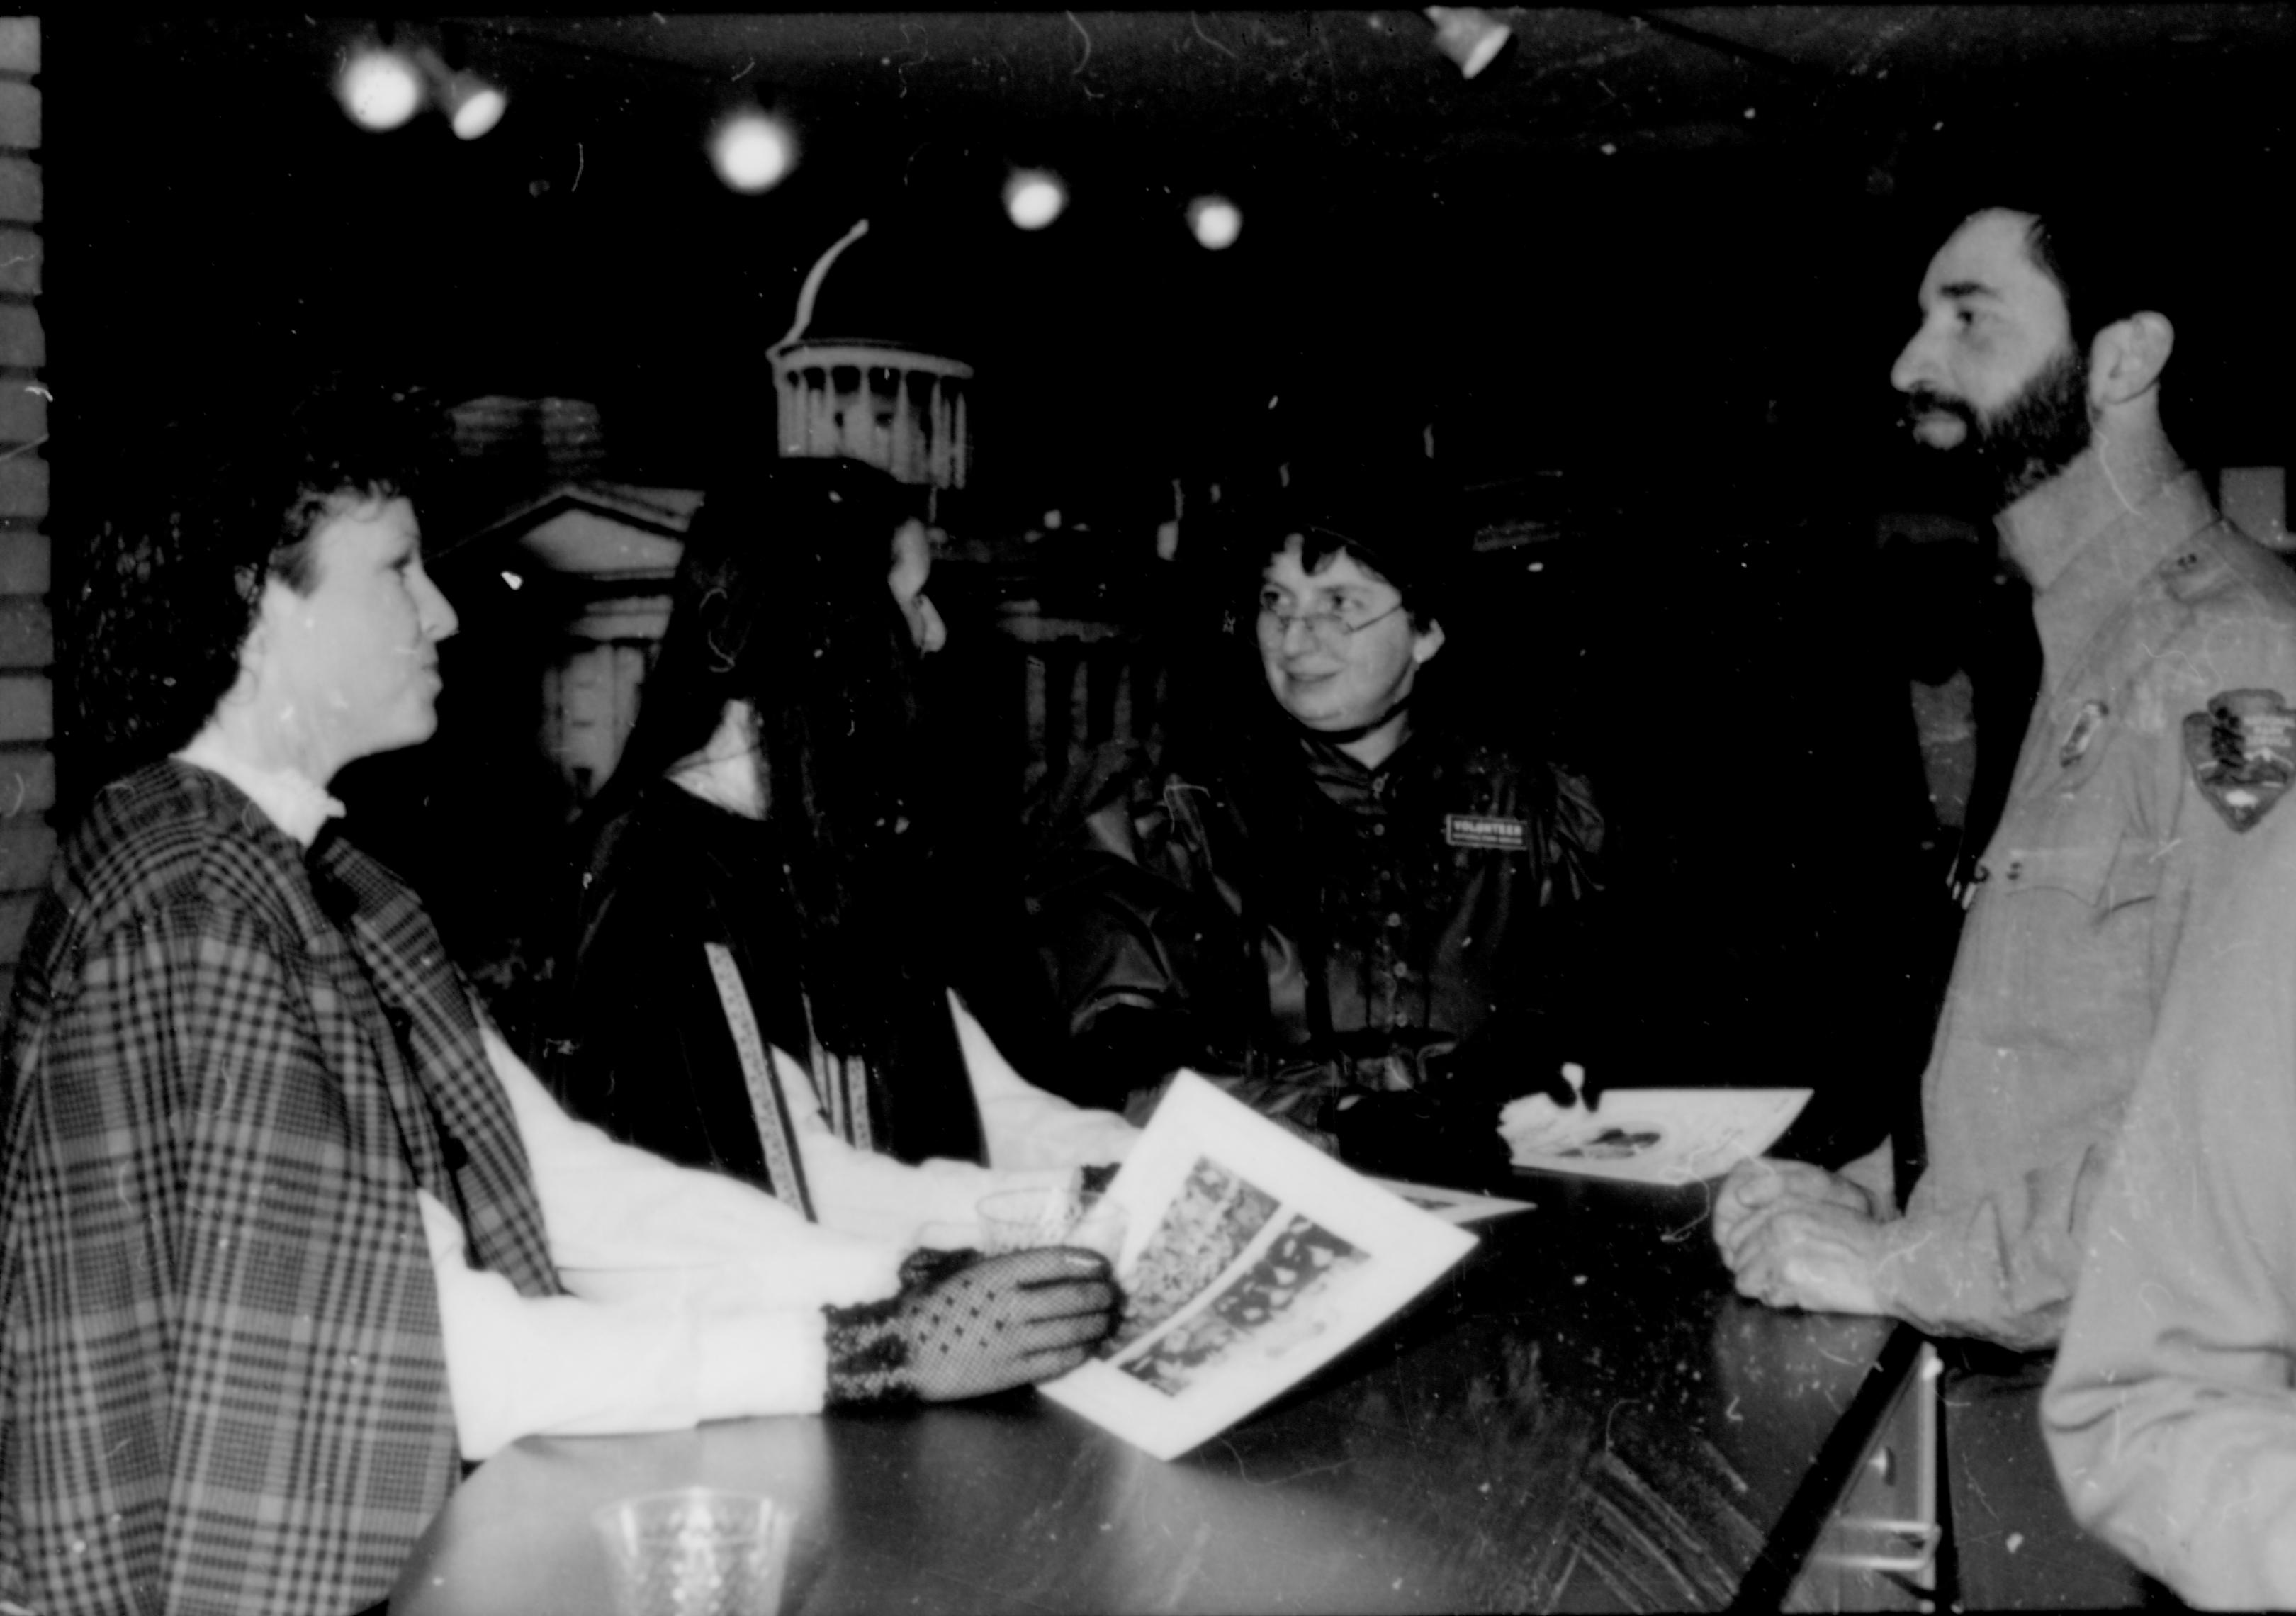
434, 1013, 1138, 1459
430, 1028, 908, 1461
2043, 820, 2296, 1609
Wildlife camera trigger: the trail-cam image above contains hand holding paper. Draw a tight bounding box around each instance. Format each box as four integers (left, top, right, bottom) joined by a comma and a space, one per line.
1037, 1074, 1478, 1460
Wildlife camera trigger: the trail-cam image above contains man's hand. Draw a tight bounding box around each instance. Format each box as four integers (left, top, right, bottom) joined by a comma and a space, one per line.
896, 1247, 1118, 1402
1711, 1156, 1875, 1250
1719, 1195, 1896, 1317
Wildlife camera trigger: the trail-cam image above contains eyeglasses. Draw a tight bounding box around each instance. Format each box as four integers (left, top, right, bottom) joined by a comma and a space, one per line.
1254, 595, 1407, 646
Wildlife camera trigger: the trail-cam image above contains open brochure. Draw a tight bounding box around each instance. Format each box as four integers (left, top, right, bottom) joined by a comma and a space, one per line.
1040, 1072, 1478, 1461
1499, 1087, 1811, 1185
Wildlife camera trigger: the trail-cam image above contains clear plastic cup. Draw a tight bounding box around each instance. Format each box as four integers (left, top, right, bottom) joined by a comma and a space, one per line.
592, 1486, 795, 1616
976, 1184, 1128, 1264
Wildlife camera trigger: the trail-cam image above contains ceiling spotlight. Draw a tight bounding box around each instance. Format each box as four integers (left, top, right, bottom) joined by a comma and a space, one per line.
1186, 194, 1244, 250
1004, 169, 1067, 230
338, 45, 424, 131
711, 111, 798, 193
1425, 7, 1514, 79
442, 69, 508, 140
336, 34, 509, 137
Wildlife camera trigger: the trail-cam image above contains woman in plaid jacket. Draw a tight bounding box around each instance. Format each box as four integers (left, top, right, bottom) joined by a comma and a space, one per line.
1, 389, 1117, 1616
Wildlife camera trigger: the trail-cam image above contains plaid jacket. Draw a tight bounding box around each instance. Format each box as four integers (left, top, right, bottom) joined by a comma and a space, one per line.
1, 762, 558, 1615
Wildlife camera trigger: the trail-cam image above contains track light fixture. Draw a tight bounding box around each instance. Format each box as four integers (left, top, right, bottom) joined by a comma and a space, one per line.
1425, 7, 1515, 79
335, 28, 508, 137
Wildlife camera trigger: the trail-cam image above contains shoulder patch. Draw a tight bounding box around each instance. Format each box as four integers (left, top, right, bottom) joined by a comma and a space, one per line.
2183, 689, 2296, 831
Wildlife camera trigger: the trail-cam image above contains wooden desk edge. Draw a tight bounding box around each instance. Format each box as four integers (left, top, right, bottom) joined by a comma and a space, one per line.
1726, 1321, 1929, 1612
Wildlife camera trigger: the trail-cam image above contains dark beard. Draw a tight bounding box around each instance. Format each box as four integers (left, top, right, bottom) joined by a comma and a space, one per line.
1906, 340, 2094, 510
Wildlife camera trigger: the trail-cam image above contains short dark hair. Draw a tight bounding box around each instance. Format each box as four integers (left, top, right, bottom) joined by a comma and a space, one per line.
2010, 204, 2176, 355
1234, 457, 1466, 634
1977, 194, 2191, 442
1894, 107, 2185, 354
69, 378, 448, 780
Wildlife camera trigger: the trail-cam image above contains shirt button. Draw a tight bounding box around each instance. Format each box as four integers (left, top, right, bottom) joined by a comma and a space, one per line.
1372, 823, 1386, 837
1386, 912, 1404, 928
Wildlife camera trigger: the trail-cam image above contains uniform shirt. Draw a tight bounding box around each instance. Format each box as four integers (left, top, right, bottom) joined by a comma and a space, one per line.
2042, 817, 2296, 1607
1887, 472, 2296, 1348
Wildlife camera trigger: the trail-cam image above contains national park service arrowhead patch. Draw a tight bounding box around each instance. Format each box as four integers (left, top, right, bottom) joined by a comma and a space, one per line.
2183, 689, 2296, 832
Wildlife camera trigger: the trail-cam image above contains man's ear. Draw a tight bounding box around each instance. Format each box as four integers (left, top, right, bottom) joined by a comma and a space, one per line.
1412, 619, 1447, 666
2088, 311, 2174, 408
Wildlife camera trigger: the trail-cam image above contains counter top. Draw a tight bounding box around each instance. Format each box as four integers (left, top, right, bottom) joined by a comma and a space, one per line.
395, 1172, 1918, 1614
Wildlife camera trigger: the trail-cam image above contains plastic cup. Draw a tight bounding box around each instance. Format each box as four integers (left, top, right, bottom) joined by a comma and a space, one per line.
976, 1184, 1128, 1263
592, 1486, 795, 1616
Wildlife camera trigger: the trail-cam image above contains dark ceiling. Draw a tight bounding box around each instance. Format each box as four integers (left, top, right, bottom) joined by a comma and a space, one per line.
43, 9, 2295, 520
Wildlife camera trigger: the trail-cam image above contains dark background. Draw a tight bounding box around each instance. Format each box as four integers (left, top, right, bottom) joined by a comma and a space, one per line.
43, 12, 2291, 499
35, 10, 2294, 1154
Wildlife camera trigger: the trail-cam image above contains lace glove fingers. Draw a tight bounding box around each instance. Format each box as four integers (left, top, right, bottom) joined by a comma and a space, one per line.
902, 1248, 1118, 1403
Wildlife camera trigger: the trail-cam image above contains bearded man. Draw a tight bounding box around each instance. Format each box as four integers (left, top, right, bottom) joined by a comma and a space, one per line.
1713, 204, 2296, 1349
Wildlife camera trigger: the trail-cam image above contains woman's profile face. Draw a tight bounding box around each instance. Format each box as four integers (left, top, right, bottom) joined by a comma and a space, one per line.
887, 519, 947, 654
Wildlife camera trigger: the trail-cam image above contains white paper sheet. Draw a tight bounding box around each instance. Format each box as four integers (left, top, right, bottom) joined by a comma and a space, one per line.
1499, 1087, 1811, 1185
1363, 1177, 1538, 1225
1039, 1073, 1478, 1461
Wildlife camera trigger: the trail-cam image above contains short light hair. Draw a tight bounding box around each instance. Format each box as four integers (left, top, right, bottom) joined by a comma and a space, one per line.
68, 378, 448, 787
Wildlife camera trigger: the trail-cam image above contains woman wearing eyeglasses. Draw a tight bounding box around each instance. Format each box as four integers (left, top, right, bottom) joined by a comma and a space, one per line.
1025, 465, 1606, 1183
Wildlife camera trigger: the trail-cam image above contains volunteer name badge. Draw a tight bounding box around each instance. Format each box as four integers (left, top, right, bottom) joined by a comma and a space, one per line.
1445, 814, 1527, 851
2183, 688, 2296, 832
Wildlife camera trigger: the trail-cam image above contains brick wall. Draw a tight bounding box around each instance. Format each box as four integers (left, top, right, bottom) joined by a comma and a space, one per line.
0, 18, 41, 1005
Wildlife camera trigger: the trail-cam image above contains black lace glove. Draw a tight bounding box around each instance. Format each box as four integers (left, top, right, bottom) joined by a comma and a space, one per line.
823, 1246, 1118, 1405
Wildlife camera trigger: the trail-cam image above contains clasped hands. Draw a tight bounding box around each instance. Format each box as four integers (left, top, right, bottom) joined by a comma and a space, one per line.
1711, 1157, 1898, 1318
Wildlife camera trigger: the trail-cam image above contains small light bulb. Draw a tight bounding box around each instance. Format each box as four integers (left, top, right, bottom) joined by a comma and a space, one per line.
1004, 169, 1067, 230
1187, 195, 1243, 249
450, 80, 507, 140
711, 113, 797, 193
339, 48, 423, 132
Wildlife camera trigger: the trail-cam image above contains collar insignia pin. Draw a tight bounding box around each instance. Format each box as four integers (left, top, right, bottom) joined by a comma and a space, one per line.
2059, 700, 2109, 768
